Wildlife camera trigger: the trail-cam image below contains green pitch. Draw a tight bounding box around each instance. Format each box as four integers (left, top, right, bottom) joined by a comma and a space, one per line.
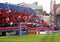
0, 34, 60, 42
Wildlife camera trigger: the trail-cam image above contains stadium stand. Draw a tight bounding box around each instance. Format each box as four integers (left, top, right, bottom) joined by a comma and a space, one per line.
0, 3, 58, 35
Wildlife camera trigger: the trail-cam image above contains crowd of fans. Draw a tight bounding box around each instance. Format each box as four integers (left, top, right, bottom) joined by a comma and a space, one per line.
0, 8, 59, 30
0, 8, 40, 25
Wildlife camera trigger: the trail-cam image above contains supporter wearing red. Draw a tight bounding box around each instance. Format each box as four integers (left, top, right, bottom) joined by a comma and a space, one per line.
50, 23, 57, 30
23, 16, 30, 23
23, 10, 29, 16
30, 15, 36, 23
17, 13, 23, 22
0, 17, 8, 25
0, 10, 2, 23
10, 15, 17, 23
0, 10, 2, 15
0, 17, 2, 23
23, 11, 30, 23
39, 20, 43, 27
39, 20, 44, 26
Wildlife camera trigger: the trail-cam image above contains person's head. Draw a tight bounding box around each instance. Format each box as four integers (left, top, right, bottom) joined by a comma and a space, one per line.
51, 23, 54, 25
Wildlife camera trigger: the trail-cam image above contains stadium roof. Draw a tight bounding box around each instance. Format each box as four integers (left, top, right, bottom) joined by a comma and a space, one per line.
0, 3, 36, 14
